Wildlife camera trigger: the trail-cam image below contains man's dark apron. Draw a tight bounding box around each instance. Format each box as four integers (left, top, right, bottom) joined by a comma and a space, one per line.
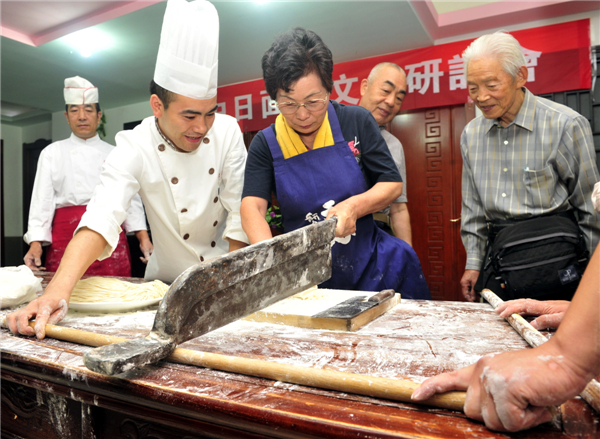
45, 205, 132, 277
263, 102, 430, 299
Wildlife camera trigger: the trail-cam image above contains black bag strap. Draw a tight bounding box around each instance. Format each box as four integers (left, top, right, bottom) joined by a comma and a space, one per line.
486, 210, 578, 245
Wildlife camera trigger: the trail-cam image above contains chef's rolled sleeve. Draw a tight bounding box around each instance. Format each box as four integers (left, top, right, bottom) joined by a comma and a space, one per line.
77, 211, 124, 260
23, 227, 53, 247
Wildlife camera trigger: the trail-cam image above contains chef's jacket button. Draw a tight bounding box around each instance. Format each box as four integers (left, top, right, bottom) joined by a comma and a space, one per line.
209, 168, 215, 175
213, 196, 219, 203
203, 137, 210, 144
200, 256, 204, 262
504, 140, 509, 145
171, 177, 179, 184
502, 193, 507, 197
181, 208, 188, 213
158, 144, 166, 152
503, 168, 508, 172
211, 241, 216, 247
213, 220, 218, 227
183, 233, 190, 240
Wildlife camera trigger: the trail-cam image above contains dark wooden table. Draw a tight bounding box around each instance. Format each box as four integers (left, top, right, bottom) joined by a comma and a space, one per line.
1, 273, 597, 439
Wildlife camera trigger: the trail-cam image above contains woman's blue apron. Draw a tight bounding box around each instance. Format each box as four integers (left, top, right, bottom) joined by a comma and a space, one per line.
263, 102, 430, 299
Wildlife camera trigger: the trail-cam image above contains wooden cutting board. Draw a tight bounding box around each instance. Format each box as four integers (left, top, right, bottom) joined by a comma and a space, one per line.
243, 287, 401, 331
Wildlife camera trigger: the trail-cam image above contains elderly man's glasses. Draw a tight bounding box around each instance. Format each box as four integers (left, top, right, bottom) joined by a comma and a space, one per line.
276, 95, 329, 115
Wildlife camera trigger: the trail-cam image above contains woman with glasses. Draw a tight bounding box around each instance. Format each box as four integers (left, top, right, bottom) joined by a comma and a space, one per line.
241, 28, 430, 298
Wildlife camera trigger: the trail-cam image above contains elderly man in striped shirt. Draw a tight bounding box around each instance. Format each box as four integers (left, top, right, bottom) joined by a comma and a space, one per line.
459, 31, 600, 302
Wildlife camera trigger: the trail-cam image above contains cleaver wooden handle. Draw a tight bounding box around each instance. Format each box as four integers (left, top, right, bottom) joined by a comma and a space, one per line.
367, 289, 395, 303
10, 321, 465, 412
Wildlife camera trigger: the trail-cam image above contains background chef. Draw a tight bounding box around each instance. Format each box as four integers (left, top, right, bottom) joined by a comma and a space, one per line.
23, 76, 151, 277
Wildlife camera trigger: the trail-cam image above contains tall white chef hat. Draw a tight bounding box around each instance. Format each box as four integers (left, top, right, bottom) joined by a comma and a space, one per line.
154, 0, 219, 100
64, 76, 98, 105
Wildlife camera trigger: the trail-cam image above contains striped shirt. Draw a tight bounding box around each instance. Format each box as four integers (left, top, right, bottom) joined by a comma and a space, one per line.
461, 88, 600, 270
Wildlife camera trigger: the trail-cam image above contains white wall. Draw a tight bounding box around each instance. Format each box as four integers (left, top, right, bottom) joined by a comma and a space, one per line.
2, 124, 24, 237
1, 121, 52, 238
23, 121, 52, 144
51, 111, 70, 143
103, 100, 153, 145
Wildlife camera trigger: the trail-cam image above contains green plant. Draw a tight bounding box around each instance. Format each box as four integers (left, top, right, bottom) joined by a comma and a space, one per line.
266, 205, 283, 231
96, 112, 107, 139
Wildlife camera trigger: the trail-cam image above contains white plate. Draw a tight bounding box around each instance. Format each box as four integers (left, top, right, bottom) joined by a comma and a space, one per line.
68, 298, 162, 313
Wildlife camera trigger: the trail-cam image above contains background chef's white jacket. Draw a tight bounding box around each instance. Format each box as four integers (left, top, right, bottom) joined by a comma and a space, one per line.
23, 133, 147, 245
78, 115, 249, 283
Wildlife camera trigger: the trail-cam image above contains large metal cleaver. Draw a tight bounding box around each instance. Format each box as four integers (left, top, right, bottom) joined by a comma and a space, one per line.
83, 218, 337, 375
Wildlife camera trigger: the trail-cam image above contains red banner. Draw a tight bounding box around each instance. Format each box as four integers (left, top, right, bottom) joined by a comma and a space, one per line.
217, 20, 591, 133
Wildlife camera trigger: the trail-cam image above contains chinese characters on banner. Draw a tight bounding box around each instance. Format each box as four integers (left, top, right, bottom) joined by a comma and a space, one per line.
217, 20, 591, 133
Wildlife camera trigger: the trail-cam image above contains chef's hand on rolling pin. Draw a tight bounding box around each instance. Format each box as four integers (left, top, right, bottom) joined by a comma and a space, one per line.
412, 344, 587, 432
6, 290, 69, 339
24, 241, 45, 271
325, 201, 357, 238
460, 270, 480, 302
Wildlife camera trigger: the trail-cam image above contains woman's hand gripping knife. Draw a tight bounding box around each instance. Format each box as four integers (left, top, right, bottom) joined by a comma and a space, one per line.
325, 181, 402, 238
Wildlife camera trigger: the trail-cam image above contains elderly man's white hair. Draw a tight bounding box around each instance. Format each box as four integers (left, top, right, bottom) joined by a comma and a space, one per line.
462, 31, 526, 80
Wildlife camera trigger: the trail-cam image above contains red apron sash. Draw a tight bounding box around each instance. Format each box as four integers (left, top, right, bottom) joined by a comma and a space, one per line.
45, 205, 132, 277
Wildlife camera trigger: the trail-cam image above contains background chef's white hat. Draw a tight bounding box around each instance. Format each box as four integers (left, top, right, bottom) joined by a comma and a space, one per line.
64, 76, 98, 105
154, 0, 219, 100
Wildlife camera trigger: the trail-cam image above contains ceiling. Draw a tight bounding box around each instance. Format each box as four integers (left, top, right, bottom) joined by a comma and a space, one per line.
1, 0, 599, 126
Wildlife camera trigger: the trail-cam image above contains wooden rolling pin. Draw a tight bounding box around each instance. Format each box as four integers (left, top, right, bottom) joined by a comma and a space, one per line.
481, 289, 600, 415
2, 320, 465, 412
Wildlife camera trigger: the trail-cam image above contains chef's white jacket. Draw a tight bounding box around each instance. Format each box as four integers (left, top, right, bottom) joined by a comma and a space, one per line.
23, 133, 147, 246
78, 115, 249, 283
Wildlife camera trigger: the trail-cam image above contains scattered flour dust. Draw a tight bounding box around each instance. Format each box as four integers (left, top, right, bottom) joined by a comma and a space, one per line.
51, 299, 68, 324
61, 308, 156, 333
537, 355, 564, 362
250, 288, 385, 317
291, 286, 328, 300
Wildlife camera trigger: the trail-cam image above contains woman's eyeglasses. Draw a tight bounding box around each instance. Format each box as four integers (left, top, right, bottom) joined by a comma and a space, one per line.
275, 95, 329, 115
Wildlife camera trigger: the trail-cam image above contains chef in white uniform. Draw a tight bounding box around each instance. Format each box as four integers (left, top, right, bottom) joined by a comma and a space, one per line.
23, 76, 151, 277
8, 0, 249, 338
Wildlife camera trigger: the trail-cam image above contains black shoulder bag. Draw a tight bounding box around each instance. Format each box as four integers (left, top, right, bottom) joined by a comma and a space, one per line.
475, 212, 588, 301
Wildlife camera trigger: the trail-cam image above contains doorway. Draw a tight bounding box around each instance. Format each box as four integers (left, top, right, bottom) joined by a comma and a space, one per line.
389, 104, 474, 301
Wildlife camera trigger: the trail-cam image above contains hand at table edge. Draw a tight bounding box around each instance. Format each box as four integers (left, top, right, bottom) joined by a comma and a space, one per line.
411, 344, 592, 433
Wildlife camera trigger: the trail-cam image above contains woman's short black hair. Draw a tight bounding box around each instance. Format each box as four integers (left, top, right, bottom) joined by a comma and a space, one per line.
262, 28, 333, 101
149, 79, 176, 109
